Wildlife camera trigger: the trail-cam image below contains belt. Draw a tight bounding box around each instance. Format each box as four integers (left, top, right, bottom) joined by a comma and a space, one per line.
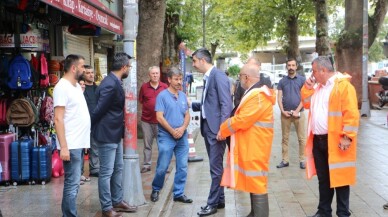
314, 134, 328, 140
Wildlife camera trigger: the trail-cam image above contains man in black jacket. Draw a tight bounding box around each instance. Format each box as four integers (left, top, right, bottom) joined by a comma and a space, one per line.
83, 65, 99, 177
91, 53, 137, 217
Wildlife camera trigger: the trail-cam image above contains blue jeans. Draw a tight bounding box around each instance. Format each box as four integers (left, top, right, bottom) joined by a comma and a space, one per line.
97, 141, 124, 211
62, 149, 83, 217
152, 130, 189, 198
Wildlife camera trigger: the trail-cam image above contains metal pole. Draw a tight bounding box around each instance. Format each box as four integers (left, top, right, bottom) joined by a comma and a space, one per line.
122, 0, 146, 206
361, 0, 370, 117
202, 0, 206, 47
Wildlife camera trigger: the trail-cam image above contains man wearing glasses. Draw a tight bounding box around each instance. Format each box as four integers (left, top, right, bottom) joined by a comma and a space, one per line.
91, 53, 137, 217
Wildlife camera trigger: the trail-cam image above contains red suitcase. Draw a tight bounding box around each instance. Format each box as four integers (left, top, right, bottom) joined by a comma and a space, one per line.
0, 133, 15, 185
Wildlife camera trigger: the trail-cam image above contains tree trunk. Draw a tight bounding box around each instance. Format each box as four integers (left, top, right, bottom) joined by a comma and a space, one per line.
162, 12, 180, 70
335, 0, 363, 102
210, 40, 219, 61
368, 0, 388, 47
286, 15, 301, 61
314, 0, 331, 55
336, 0, 388, 104
137, 0, 166, 121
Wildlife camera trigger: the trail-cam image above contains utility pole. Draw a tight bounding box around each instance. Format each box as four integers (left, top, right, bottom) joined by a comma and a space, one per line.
361, 0, 370, 117
122, 0, 146, 206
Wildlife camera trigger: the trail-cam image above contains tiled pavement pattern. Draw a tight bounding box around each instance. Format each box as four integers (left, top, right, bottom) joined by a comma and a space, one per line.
1, 108, 388, 217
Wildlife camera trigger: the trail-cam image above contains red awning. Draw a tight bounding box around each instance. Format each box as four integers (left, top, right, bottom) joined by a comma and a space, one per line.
40, 0, 123, 35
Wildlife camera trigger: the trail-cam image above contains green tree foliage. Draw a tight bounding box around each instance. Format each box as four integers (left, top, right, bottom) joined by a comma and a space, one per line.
179, 0, 317, 55
227, 64, 241, 77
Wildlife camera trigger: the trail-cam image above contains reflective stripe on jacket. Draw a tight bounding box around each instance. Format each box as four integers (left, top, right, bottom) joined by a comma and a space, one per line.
220, 85, 275, 194
301, 73, 359, 187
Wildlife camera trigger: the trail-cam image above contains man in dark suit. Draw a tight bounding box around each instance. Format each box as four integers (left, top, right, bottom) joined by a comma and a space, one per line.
91, 53, 137, 217
191, 48, 233, 216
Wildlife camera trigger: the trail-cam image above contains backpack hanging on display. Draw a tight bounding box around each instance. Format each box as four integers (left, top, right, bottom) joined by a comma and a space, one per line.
39, 96, 53, 124
7, 54, 33, 90
39, 54, 49, 88
6, 98, 35, 127
0, 98, 9, 126
30, 54, 38, 72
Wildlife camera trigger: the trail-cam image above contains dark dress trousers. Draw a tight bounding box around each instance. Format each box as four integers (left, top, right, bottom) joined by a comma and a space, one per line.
192, 67, 233, 207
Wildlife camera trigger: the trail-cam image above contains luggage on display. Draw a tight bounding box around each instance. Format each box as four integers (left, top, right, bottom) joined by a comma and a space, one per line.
31, 141, 52, 185
0, 133, 15, 185
10, 139, 33, 185
7, 54, 33, 90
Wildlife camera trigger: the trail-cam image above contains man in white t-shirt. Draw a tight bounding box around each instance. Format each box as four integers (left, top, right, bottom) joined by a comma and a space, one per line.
54, 54, 90, 217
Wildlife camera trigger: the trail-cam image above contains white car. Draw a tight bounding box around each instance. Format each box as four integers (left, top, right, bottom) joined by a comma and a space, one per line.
261, 70, 287, 87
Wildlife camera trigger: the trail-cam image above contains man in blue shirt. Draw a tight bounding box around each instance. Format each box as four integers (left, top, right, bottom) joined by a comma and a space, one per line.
150, 67, 193, 204
276, 58, 307, 169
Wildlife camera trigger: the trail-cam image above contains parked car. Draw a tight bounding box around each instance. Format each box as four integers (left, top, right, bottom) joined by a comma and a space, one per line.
260, 70, 287, 88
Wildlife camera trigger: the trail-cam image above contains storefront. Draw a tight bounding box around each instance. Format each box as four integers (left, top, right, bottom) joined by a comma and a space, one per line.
0, 1, 124, 172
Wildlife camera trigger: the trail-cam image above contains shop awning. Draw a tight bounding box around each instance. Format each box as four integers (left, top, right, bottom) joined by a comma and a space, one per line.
40, 0, 123, 35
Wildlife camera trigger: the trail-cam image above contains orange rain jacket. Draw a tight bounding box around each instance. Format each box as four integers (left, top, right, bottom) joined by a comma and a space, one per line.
301, 73, 359, 187
219, 85, 275, 194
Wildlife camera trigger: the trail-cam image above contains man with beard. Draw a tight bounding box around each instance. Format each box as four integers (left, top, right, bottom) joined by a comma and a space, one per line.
150, 67, 192, 204
83, 65, 100, 178
91, 53, 137, 217
276, 58, 307, 169
54, 54, 90, 216
190, 48, 232, 216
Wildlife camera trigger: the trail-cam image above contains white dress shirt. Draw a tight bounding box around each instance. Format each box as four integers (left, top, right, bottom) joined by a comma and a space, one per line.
311, 73, 337, 135
202, 66, 214, 119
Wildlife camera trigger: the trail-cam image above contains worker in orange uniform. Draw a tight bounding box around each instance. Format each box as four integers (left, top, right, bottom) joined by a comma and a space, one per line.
302, 56, 359, 217
217, 63, 275, 217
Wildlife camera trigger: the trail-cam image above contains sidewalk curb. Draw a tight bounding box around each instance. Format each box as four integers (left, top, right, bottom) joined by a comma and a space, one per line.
147, 166, 176, 217
149, 128, 200, 217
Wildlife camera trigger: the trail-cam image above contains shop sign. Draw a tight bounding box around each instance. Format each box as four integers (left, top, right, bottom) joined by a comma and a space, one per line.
0, 34, 15, 48
41, 0, 123, 35
20, 32, 39, 48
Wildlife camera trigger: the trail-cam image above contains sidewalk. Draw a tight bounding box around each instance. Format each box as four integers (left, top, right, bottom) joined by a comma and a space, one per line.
1, 108, 388, 217
0, 138, 175, 217
162, 108, 388, 217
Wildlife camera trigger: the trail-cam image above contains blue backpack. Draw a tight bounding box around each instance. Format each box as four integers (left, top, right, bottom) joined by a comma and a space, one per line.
7, 54, 33, 90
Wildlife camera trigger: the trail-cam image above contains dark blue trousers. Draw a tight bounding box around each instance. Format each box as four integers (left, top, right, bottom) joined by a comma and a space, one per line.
202, 119, 226, 207
313, 135, 351, 217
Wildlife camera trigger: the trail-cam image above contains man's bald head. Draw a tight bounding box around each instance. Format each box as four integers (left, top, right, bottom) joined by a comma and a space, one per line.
242, 64, 260, 78
246, 57, 261, 67
240, 64, 260, 90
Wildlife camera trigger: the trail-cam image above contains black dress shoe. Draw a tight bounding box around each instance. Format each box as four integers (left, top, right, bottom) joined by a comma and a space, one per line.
197, 205, 217, 216
151, 190, 159, 202
173, 195, 193, 203
201, 203, 225, 209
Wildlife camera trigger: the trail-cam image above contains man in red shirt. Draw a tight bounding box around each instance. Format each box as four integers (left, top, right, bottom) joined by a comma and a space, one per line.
139, 66, 168, 173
